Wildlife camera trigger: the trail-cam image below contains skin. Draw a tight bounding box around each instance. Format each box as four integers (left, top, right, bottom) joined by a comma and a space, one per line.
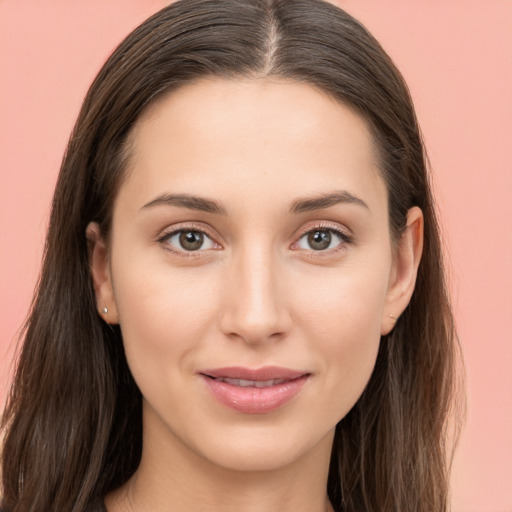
87, 78, 423, 512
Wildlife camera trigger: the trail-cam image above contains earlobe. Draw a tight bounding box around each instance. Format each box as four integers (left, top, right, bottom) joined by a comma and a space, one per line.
86, 222, 119, 324
381, 206, 424, 335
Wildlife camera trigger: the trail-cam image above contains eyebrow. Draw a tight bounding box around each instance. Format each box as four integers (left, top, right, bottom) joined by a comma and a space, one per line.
141, 189, 369, 216
141, 193, 227, 215
289, 191, 369, 213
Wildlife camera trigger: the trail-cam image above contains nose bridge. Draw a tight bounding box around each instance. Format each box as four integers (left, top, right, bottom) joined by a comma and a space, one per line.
220, 241, 289, 344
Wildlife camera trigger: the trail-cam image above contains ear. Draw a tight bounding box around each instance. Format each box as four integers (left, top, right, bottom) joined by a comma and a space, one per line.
86, 222, 119, 324
381, 206, 424, 335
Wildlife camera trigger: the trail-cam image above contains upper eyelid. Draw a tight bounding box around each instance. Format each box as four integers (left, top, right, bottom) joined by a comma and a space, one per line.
294, 221, 353, 240
157, 222, 219, 241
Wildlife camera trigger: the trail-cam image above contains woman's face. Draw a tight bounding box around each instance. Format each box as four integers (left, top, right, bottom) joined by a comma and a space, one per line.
89, 78, 421, 473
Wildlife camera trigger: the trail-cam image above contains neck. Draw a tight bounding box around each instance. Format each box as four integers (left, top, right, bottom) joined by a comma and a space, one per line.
106, 407, 335, 512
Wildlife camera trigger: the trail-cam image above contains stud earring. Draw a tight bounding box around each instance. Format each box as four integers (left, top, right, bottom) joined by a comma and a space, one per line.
102, 307, 108, 314
389, 314, 398, 322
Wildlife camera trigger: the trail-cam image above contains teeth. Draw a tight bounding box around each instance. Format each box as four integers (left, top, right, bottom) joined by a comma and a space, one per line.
217, 378, 285, 387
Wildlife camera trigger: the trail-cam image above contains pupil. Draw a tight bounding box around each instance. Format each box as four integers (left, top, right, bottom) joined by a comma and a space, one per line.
179, 231, 203, 251
308, 230, 331, 250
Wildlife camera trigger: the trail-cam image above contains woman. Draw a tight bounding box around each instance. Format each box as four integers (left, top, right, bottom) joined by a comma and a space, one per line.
0, 0, 460, 510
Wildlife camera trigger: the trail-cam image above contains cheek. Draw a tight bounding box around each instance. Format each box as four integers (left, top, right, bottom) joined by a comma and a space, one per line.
110, 252, 221, 377
294, 254, 390, 340
290, 256, 390, 410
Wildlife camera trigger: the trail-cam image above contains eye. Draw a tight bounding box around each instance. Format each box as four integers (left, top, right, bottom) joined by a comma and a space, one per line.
296, 228, 348, 251
162, 229, 217, 252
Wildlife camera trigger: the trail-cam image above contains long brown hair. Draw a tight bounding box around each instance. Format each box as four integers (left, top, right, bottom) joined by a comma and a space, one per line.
1, 1, 462, 510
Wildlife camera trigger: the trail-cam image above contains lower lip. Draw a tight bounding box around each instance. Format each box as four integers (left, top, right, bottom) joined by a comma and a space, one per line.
201, 375, 309, 414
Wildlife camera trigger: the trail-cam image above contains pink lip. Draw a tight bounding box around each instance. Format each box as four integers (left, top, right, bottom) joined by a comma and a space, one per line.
199, 366, 310, 414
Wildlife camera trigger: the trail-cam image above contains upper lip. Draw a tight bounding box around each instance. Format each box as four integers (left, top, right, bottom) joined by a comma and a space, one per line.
199, 366, 309, 381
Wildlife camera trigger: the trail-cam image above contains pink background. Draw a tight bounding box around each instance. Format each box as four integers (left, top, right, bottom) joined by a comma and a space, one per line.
1, 1, 511, 510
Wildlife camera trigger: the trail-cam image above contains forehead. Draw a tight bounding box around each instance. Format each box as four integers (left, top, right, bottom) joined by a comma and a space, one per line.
118, 77, 386, 215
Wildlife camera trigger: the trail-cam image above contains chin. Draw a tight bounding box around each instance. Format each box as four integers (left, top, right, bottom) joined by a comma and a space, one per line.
188, 421, 336, 474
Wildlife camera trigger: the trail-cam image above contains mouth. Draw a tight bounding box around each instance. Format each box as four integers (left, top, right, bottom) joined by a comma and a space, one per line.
199, 366, 310, 414
207, 377, 289, 388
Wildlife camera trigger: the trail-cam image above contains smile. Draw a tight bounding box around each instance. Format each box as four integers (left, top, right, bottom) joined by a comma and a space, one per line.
213, 377, 287, 388
199, 366, 310, 414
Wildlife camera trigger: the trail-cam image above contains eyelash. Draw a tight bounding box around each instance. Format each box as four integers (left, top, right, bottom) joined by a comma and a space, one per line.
156, 222, 353, 258
156, 223, 220, 259
293, 223, 353, 258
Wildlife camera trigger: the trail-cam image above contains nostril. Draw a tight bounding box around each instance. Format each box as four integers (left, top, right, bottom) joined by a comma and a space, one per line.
224, 329, 287, 346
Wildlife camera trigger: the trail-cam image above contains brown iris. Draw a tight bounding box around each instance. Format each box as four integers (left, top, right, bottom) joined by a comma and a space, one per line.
179, 231, 204, 251
307, 230, 332, 250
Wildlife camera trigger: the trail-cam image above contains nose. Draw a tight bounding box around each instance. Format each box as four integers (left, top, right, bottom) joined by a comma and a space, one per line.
218, 244, 292, 345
